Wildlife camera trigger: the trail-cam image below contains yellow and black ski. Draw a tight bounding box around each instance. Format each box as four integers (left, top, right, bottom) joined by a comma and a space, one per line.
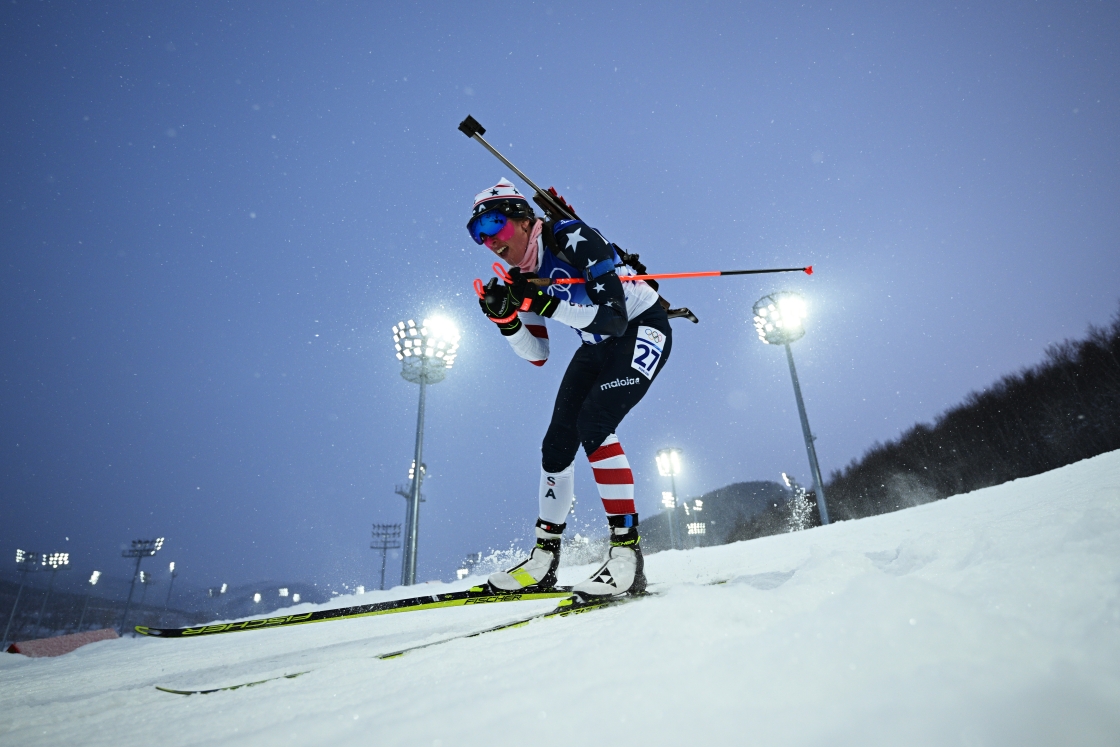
155, 671, 310, 696
136, 585, 574, 639
153, 592, 653, 693
377, 591, 653, 660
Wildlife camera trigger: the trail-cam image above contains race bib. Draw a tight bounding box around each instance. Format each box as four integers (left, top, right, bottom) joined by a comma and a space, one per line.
631, 326, 665, 380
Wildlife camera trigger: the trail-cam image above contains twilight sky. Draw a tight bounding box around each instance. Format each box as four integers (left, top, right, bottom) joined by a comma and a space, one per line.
2, 1, 1117, 597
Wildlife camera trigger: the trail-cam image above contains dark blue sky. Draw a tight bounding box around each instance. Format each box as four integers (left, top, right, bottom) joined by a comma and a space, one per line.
2, 2, 1117, 595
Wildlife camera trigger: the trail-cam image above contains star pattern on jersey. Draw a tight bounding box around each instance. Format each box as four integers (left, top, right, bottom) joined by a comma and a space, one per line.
489, 189, 499, 196
592, 282, 605, 293
565, 228, 587, 251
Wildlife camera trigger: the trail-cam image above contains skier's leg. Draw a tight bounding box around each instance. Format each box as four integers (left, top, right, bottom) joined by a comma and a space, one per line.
588, 433, 635, 516
488, 345, 606, 592
573, 308, 673, 598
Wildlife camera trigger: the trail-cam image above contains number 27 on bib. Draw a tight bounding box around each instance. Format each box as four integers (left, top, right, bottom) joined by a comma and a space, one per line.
631, 326, 665, 380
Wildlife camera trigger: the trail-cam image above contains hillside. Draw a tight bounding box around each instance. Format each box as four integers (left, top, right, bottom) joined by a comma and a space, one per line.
2, 451, 1118, 746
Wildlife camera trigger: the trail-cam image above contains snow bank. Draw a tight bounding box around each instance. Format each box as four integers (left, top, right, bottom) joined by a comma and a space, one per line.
1, 451, 1118, 746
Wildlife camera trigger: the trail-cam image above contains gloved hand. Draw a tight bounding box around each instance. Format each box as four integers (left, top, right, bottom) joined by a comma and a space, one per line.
478, 277, 522, 336
507, 268, 558, 318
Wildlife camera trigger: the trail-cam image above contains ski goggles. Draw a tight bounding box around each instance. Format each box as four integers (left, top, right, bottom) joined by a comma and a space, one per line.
466, 209, 509, 245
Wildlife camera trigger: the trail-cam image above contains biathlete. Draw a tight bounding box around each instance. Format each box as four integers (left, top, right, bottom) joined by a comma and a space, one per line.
469, 179, 672, 598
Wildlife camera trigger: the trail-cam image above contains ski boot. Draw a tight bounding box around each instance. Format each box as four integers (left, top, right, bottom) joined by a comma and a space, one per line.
487, 519, 564, 592
572, 514, 646, 598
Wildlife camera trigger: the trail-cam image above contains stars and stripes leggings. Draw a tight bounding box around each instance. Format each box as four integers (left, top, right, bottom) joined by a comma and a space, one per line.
537, 304, 673, 522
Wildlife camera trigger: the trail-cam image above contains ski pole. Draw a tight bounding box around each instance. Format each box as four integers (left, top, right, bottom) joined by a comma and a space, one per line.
473, 263, 812, 298
532, 265, 813, 286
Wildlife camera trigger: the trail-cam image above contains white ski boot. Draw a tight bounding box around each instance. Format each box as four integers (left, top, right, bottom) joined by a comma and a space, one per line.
572, 514, 646, 598
488, 519, 564, 592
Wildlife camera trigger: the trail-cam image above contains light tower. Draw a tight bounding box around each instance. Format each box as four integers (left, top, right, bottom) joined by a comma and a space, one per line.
164, 561, 178, 610
2, 550, 42, 649
34, 552, 71, 637
370, 523, 402, 591
119, 537, 164, 635
752, 292, 830, 524
655, 448, 683, 550
77, 570, 101, 631
391, 316, 460, 586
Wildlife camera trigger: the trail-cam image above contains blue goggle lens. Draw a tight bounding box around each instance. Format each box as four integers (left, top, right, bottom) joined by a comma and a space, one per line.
467, 210, 508, 245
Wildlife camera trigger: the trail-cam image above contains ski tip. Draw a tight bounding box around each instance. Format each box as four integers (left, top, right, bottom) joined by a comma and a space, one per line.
804, 265, 813, 275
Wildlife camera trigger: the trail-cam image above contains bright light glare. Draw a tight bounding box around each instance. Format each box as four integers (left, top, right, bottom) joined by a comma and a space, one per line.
687, 522, 706, 535
292, 593, 301, 603
661, 491, 676, 509
655, 448, 682, 477
753, 292, 809, 345
220, 583, 228, 594
169, 561, 175, 573
394, 315, 461, 377
253, 592, 261, 603
89, 570, 101, 585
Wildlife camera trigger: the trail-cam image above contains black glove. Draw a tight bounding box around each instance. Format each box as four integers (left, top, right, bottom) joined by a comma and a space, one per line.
478, 277, 522, 336
507, 268, 559, 318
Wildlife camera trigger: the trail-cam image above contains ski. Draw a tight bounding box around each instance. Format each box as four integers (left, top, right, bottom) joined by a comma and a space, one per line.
136, 585, 574, 638
155, 671, 310, 696
377, 591, 653, 660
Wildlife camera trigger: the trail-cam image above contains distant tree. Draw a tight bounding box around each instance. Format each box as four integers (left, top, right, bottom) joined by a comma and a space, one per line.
825, 305, 1120, 520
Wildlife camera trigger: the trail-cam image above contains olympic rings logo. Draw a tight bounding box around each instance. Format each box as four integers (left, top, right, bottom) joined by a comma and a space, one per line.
549, 269, 573, 301
643, 328, 664, 345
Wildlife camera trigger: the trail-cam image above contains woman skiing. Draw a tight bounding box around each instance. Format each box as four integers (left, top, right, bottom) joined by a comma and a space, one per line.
470, 179, 673, 598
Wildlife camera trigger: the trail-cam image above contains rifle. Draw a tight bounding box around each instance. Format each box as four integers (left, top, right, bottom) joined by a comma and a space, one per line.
458, 115, 699, 323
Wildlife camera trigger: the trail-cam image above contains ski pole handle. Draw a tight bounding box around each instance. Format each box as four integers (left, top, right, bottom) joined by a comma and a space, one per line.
473, 263, 515, 300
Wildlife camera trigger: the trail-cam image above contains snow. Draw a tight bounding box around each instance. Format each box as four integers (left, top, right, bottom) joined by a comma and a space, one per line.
2, 451, 1119, 746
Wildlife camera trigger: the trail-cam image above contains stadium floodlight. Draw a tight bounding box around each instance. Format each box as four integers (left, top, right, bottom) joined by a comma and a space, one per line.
3, 551, 43, 648
392, 316, 460, 586
77, 570, 102, 631
292, 593, 301, 603
655, 449, 682, 477
119, 537, 166, 635
279, 588, 289, 597
752, 291, 809, 346
164, 561, 178, 610
137, 570, 156, 609
655, 448, 683, 550
253, 593, 261, 604
752, 292, 830, 525
371, 523, 402, 591
687, 522, 707, 536
34, 551, 71, 637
